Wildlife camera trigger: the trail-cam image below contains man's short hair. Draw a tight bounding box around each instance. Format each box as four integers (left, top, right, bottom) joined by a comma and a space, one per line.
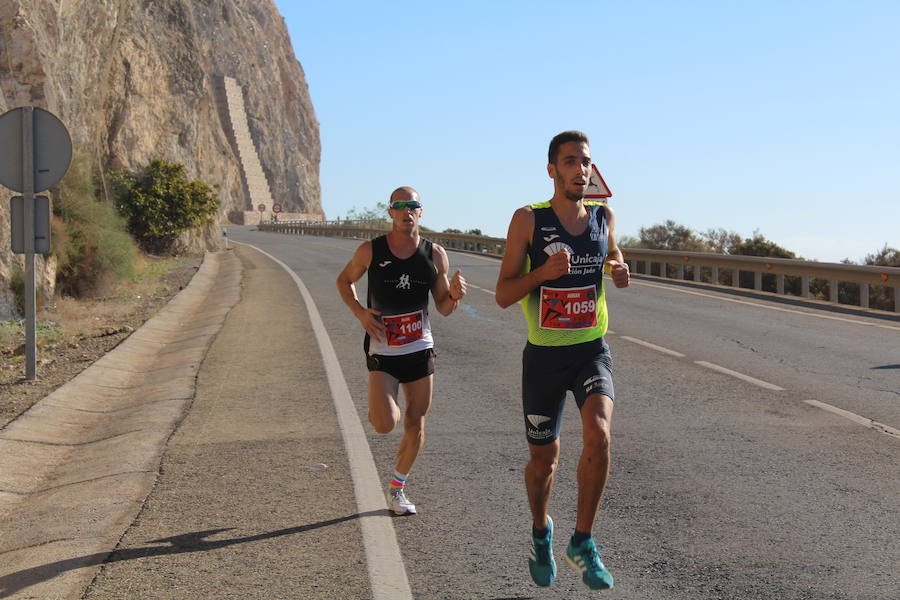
389, 186, 419, 202
548, 130, 590, 164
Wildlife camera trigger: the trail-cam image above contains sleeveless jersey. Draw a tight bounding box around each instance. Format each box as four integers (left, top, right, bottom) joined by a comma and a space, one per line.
366, 235, 438, 356
520, 201, 609, 346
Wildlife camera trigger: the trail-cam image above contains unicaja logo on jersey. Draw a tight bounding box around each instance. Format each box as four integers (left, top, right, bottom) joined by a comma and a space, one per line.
544, 241, 574, 256
397, 274, 411, 289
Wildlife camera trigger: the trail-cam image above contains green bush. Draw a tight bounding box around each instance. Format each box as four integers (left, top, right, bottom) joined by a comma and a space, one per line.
110, 159, 219, 252
52, 152, 137, 297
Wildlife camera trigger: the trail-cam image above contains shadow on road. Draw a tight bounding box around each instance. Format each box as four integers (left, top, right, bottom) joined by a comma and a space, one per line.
871, 364, 900, 370
0, 510, 388, 598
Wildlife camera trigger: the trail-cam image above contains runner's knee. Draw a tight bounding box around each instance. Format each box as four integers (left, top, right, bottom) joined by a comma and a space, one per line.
583, 420, 611, 454
369, 411, 399, 434
528, 447, 559, 479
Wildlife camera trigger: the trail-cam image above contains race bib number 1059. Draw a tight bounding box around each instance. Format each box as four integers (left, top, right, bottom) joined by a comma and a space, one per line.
383, 310, 425, 346
540, 285, 597, 330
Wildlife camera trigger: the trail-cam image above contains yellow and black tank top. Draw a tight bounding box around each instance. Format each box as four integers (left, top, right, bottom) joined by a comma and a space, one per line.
520, 201, 609, 346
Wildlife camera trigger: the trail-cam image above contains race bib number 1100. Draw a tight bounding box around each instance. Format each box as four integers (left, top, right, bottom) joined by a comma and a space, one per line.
540, 285, 597, 330
383, 310, 425, 346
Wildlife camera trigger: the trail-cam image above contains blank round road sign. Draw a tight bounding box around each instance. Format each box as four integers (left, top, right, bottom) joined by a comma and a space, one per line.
0, 107, 72, 193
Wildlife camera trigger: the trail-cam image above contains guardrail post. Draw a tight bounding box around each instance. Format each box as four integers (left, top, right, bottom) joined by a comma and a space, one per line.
732, 269, 740, 287
829, 280, 838, 303
712, 266, 719, 284
659, 262, 666, 278
754, 271, 762, 291
859, 283, 869, 309
801, 276, 810, 298
694, 265, 701, 282
677, 264, 684, 279
776, 274, 785, 295
895, 288, 900, 313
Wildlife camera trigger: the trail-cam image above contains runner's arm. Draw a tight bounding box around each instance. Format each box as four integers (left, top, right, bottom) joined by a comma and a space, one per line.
431, 243, 466, 316
495, 207, 569, 308
336, 241, 386, 341
603, 205, 630, 289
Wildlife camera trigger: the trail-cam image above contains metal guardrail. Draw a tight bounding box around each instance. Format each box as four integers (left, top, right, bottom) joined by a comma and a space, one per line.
261, 220, 508, 256
259, 221, 900, 313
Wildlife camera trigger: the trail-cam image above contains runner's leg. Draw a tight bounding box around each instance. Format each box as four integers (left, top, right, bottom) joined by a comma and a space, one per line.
525, 440, 560, 530
394, 374, 432, 474
575, 393, 613, 533
368, 370, 401, 433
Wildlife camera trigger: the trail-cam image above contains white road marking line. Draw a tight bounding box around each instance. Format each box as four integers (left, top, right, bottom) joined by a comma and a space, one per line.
631, 280, 900, 332
694, 360, 786, 391
620, 336, 686, 357
804, 400, 900, 439
467, 283, 495, 295
239, 242, 413, 600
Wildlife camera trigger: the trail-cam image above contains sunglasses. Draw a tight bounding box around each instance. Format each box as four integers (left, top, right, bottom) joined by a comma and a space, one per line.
390, 200, 422, 210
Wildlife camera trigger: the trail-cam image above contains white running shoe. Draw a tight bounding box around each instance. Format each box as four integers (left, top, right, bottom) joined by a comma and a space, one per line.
388, 487, 417, 515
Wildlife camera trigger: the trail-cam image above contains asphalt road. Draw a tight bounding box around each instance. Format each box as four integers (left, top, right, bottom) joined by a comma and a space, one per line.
90, 227, 899, 599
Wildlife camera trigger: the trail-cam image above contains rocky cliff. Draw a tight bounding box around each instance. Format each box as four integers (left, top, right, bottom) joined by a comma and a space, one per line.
0, 0, 321, 317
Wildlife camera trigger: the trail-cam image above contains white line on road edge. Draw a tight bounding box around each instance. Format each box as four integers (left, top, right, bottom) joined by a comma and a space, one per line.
694, 361, 786, 391
619, 335, 686, 357
239, 243, 413, 600
631, 280, 900, 332
467, 282, 496, 295
804, 400, 900, 439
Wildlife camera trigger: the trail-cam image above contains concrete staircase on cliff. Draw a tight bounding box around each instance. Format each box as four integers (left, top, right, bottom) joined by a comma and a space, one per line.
218, 76, 273, 223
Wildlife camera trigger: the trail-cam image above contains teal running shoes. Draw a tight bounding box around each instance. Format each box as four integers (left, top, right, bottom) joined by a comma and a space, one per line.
528, 516, 557, 587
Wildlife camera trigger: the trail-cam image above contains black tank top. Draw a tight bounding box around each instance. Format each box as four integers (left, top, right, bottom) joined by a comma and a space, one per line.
365, 235, 437, 355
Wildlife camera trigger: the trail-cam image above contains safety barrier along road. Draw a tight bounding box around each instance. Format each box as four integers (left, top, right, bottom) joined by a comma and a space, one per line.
258, 221, 900, 314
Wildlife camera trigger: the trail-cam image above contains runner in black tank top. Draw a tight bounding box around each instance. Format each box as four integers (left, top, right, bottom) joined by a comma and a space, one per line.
495, 132, 631, 590
337, 186, 467, 516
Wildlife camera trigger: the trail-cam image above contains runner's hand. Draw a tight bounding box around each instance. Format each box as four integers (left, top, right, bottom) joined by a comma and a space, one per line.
356, 307, 386, 342
449, 269, 467, 301
542, 249, 570, 281
607, 259, 630, 288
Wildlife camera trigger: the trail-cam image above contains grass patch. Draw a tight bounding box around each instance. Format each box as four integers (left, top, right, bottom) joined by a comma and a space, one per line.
131, 255, 180, 283
0, 319, 64, 351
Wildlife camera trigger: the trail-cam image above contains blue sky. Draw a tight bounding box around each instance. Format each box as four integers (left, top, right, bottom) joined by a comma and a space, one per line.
274, 0, 898, 263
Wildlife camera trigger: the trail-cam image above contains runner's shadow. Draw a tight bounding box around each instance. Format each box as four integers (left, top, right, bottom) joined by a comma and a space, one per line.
0, 510, 387, 598
871, 364, 900, 369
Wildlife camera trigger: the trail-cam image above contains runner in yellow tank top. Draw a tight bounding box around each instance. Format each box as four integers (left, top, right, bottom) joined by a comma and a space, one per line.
496, 131, 630, 590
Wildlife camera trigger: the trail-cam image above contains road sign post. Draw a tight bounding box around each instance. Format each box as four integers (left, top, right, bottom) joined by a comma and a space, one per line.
23, 108, 36, 379
0, 106, 72, 380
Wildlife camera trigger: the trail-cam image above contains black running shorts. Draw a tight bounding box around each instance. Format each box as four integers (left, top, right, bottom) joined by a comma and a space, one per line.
522, 337, 614, 445
366, 348, 435, 383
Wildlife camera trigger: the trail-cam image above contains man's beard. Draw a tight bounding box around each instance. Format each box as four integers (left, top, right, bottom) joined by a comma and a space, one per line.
558, 174, 585, 201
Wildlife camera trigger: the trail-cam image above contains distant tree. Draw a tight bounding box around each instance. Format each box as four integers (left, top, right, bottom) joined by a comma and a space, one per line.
345, 202, 389, 221
701, 228, 742, 254
638, 220, 707, 251
729, 231, 796, 259
617, 234, 641, 248
466, 228, 483, 236
442, 228, 463, 234
864, 244, 900, 267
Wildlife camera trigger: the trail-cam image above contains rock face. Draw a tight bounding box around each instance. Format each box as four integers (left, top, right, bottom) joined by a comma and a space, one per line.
0, 0, 321, 316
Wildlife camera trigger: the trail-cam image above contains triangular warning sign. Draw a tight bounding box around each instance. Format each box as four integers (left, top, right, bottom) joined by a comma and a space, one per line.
584, 163, 612, 198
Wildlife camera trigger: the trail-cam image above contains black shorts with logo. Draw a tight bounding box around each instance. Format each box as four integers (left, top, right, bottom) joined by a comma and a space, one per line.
522, 337, 614, 445
366, 348, 435, 384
